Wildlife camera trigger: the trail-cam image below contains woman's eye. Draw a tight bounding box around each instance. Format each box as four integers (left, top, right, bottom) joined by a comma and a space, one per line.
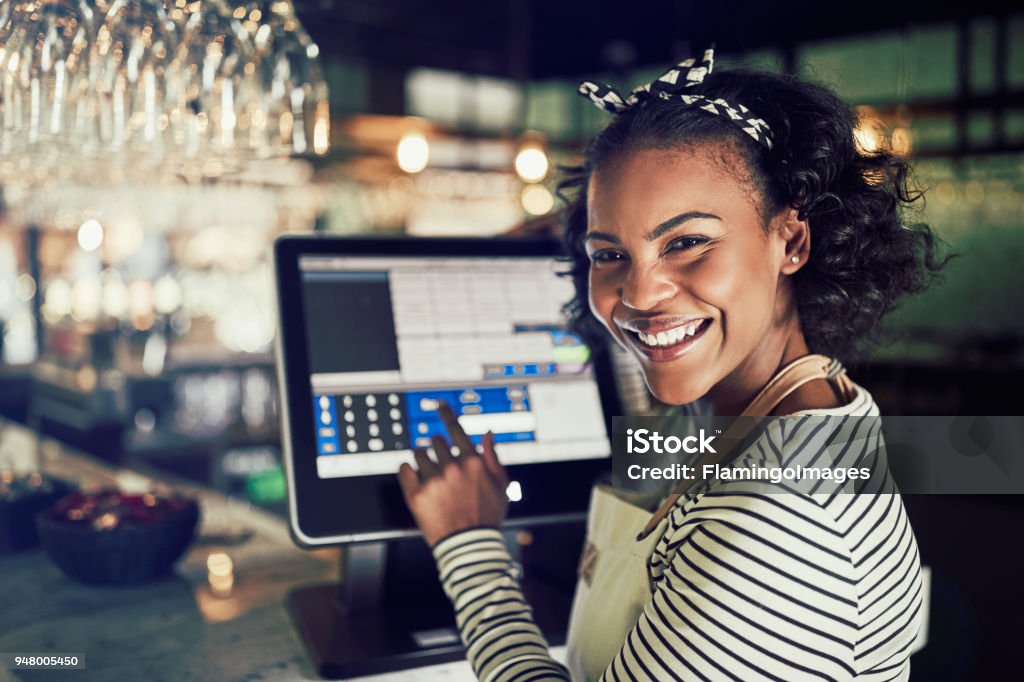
666, 236, 709, 253
589, 250, 625, 264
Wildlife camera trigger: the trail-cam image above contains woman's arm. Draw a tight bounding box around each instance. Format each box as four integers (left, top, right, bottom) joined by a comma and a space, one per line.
433, 528, 571, 681
398, 402, 569, 680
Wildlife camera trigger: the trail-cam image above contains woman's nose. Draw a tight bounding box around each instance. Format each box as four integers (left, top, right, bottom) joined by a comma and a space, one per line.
619, 263, 677, 311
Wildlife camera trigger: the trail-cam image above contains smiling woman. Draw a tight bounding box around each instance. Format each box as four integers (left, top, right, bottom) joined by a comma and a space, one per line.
399, 48, 952, 681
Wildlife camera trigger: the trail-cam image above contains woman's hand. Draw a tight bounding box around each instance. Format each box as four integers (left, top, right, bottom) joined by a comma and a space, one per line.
398, 401, 510, 547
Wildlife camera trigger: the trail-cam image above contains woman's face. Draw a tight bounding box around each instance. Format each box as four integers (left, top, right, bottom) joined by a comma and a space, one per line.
586, 143, 802, 406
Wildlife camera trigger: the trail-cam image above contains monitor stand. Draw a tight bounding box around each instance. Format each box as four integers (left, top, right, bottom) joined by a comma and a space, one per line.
287, 533, 574, 679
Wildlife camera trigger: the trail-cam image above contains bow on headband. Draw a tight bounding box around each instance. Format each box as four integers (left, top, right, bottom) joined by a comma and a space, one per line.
577, 46, 774, 150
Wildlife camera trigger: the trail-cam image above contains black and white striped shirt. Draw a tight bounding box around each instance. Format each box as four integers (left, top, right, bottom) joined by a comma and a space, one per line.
432, 383, 924, 681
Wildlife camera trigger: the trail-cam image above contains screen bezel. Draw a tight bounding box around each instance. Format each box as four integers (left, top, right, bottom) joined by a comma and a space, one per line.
274, 234, 621, 547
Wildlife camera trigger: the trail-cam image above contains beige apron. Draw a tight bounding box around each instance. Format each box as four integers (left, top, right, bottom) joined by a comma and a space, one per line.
564, 484, 668, 681
564, 354, 855, 681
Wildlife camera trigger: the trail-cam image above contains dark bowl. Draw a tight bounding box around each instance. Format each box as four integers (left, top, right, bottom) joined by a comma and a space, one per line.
36, 490, 200, 586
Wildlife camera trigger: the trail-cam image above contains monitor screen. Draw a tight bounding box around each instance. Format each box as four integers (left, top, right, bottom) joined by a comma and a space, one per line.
275, 236, 617, 545
299, 254, 610, 479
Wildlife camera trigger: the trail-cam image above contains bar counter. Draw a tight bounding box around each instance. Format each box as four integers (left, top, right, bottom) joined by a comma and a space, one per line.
0, 421, 485, 681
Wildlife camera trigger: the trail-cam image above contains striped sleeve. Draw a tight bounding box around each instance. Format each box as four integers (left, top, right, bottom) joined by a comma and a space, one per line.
434, 492, 863, 681
433, 528, 571, 682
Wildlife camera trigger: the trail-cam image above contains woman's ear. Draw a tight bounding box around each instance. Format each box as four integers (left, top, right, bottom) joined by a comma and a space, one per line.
774, 205, 810, 275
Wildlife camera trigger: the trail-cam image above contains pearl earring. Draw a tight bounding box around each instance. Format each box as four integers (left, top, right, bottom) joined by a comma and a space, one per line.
791, 256, 800, 264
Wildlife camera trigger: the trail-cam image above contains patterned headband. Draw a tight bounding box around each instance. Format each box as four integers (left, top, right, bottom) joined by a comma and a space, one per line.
577, 47, 774, 150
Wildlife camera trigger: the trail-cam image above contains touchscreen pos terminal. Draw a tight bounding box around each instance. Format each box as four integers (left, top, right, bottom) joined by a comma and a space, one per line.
274, 235, 618, 677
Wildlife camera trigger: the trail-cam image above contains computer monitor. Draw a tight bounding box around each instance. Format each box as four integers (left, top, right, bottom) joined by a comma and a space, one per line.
273, 234, 619, 677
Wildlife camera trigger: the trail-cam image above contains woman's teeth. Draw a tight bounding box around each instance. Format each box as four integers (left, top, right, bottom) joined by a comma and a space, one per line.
636, 320, 706, 347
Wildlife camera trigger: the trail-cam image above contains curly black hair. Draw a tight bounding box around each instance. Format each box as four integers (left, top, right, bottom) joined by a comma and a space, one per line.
559, 68, 955, 365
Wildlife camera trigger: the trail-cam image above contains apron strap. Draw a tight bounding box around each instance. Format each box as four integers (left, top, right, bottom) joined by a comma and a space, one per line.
636, 353, 851, 541
740, 355, 851, 417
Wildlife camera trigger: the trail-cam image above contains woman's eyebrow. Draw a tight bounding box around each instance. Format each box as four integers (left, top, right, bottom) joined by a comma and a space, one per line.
583, 231, 621, 245
584, 212, 721, 245
646, 211, 721, 241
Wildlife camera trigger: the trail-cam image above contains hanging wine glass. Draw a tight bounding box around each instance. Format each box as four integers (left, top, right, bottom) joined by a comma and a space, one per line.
166, 0, 256, 179
86, 0, 181, 183
234, 0, 329, 157
68, 0, 114, 152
